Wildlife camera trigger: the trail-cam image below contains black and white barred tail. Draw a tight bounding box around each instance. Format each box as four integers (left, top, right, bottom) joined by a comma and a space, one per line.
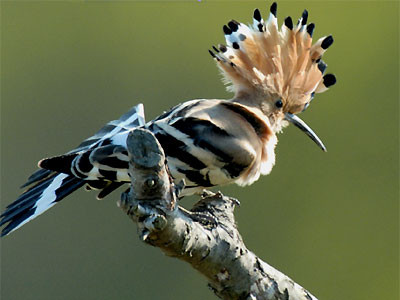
0, 104, 145, 236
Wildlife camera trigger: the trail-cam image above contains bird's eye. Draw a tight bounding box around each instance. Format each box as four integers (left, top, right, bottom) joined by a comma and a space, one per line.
275, 99, 283, 108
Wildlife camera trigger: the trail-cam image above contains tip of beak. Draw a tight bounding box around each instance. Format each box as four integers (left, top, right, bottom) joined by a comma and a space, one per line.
285, 113, 327, 152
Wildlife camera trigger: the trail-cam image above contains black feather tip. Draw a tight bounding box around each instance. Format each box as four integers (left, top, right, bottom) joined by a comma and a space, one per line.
270, 2, 277, 17
301, 9, 308, 25
284, 16, 293, 30
208, 49, 216, 58
253, 8, 262, 22
223, 25, 232, 35
212, 45, 219, 53
323, 74, 336, 87
218, 44, 227, 53
321, 35, 334, 49
208, 50, 220, 61
306, 23, 315, 37
228, 20, 239, 32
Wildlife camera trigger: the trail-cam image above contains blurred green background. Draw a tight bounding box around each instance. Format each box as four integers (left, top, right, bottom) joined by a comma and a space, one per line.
1, 1, 398, 299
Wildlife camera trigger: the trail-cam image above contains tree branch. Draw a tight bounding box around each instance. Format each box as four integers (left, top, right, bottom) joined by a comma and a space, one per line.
117, 128, 318, 300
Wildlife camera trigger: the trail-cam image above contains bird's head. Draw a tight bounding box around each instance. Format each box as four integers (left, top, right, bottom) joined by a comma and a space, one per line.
209, 2, 336, 151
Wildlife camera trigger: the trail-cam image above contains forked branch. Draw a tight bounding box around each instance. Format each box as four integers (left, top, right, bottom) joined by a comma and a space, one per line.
117, 128, 318, 300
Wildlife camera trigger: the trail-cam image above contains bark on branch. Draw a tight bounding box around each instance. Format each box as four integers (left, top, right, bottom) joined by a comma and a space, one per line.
117, 128, 318, 300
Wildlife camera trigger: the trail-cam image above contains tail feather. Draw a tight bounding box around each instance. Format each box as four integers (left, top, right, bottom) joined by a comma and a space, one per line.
1, 174, 84, 237
1, 104, 146, 236
5, 173, 58, 211
96, 182, 124, 200
20, 169, 53, 188
38, 154, 78, 175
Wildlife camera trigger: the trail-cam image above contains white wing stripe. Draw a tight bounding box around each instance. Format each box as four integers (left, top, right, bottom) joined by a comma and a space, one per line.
9, 174, 69, 233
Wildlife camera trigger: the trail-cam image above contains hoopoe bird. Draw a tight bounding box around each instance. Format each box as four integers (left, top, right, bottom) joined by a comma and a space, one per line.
0, 2, 336, 237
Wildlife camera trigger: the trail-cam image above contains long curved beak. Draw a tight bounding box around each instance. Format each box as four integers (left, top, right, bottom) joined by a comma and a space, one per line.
285, 113, 327, 152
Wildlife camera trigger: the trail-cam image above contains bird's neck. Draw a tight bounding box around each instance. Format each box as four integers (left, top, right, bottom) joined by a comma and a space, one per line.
230, 94, 264, 111
229, 96, 283, 134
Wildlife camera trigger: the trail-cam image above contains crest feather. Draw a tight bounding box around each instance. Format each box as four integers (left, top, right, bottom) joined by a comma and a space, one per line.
209, 2, 336, 114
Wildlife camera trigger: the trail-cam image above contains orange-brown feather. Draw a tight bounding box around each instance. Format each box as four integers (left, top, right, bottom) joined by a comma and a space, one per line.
209, 3, 334, 114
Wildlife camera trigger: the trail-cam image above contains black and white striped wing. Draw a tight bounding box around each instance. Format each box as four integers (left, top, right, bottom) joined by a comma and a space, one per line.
0, 104, 145, 236
147, 99, 268, 195
71, 103, 146, 153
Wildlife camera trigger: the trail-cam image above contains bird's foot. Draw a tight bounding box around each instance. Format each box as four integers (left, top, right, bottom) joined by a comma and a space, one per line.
179, 206, 218, 229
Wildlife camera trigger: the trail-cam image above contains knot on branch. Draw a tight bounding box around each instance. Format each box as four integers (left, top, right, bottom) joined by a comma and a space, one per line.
125, 128, 176, 206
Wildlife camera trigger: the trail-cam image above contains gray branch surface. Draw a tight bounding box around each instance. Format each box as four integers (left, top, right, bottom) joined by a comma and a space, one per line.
117, 128, 318, 300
